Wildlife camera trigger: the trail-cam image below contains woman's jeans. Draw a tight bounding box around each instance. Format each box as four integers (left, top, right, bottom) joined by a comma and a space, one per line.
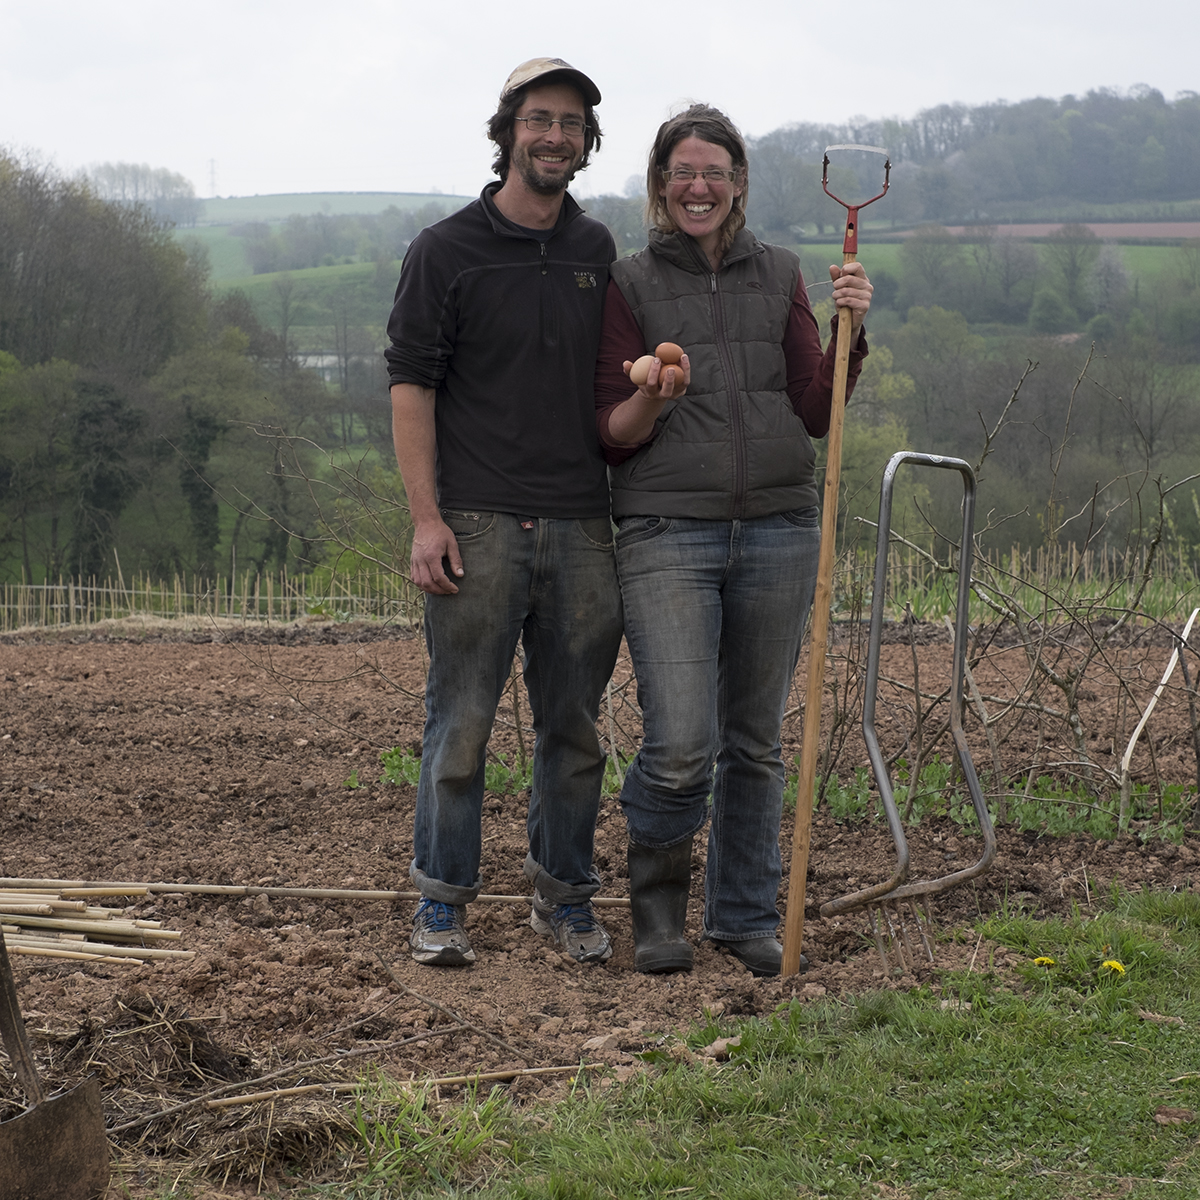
616, 508, 820, 941
411, 511, 623, 907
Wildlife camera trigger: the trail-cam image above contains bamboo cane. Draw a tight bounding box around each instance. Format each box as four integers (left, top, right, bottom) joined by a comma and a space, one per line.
0, 894, 91, 912
0, 879, 632, 908
0, 885, 147, 898
4, 932, 194, 960
6, 945, 132, 965
205, 1082, 357, 1109
413, 1062, 600, 1089
60, 888, 147, 899
1, 913, 181, 939
203, 1064, 599, 1111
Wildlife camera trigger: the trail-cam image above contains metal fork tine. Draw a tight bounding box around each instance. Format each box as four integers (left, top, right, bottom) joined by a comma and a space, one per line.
880, 905, 901, 971
913, 901, 936, 962
895, 904, 921, 969
869, 907, 891, 972
868, 899, 938, 976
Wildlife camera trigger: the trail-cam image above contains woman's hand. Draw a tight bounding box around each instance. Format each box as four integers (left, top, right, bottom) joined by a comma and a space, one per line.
607, 353, 692, 447
829, 262, 873, 332
623, 352, 691, 402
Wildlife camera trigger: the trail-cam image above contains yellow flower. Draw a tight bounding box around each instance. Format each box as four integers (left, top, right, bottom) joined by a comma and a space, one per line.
1033, 956, 1056, 966
1100, 959, 1126, 975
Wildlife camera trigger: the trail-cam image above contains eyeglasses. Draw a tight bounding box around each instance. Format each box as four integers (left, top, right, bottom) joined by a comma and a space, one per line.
515, 115, 588, 136
662, 168, 739, 185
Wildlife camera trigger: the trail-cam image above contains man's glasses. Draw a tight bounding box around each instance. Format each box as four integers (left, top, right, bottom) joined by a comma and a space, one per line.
662, 168, 739, 185
516, 116, 588, 136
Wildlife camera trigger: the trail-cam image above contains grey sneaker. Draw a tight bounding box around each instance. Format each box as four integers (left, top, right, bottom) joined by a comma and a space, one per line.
410, 898, 476, 966
530, 891, 613, 963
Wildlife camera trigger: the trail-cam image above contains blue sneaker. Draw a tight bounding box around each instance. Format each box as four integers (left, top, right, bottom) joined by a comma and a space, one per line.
410, 898, 475, 966
529, 891, 612, 963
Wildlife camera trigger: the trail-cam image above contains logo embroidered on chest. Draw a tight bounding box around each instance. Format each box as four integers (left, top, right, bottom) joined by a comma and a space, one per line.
574, 271, 597, 289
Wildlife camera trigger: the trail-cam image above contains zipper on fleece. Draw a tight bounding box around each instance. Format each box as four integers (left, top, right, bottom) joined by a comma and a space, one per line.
709, 271, 745, 519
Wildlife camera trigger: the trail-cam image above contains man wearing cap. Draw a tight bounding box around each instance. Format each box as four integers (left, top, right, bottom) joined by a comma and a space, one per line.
385, 59, 622, 968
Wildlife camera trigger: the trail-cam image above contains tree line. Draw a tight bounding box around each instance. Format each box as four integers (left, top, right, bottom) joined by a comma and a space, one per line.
226, 86, 1200, 273
0, 151, 365, 587
84, 161, 202, 227
232, 203, 453, 274
888, 224, 1200, 350
745, 85, 1200, 228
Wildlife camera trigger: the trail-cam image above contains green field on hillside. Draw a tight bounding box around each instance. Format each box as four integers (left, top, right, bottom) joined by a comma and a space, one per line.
176, 191, 471, 280
798, 240, 1178, 300
222, 261, 395, 351
179, 224, 256, 279
197, 191, 472, 224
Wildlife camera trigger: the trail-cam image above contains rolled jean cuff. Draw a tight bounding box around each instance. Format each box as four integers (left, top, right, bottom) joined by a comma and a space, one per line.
410, 861, 481, 906
523, 854, 600, 905
702, 923, 779, 943
623, 810, 708, 851
619, 761, 711, 849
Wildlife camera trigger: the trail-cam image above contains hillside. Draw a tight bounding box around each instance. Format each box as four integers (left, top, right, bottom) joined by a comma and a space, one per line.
182, 192, 473, 280
197, 191, 472, 225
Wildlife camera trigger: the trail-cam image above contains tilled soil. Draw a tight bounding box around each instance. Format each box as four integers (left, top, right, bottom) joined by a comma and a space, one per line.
0, 619, 1196, 1195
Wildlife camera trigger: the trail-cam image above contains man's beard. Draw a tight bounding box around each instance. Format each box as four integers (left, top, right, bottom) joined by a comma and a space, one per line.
512, 144, 578, 195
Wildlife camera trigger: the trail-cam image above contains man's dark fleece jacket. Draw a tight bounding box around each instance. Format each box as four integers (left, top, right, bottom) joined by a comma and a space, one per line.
384, 182, 616, 519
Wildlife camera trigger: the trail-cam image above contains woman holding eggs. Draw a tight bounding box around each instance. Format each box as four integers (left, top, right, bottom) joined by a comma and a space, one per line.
595, 104, 873, 976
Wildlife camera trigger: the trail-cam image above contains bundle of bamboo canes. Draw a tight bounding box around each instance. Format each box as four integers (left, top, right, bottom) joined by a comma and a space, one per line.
0, 884, 193, 966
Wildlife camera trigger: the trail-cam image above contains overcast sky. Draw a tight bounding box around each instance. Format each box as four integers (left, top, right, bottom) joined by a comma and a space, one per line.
3, 0, 1196, 203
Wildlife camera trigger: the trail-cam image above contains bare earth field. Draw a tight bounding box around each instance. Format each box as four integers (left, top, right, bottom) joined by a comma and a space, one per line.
0, 620, 1196, 1196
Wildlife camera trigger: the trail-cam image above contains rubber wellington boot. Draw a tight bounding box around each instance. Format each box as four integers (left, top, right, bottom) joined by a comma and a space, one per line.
628, 838, 694, 974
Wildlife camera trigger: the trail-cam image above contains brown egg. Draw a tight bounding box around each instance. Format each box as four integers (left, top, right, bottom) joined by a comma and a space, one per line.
655, 342, 684, 365
629, 354, 657, 386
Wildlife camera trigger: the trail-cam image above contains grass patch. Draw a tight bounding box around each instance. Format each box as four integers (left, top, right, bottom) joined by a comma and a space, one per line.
341, 1077, 511, 1195
378, 747, 633, 799
306, 889, 1200, 1198
382, 742, 1193, 843
782, 755, 1195, 843
179, 224, 256, 280
1118, 243, 1186, 287
218, 260, 393, 335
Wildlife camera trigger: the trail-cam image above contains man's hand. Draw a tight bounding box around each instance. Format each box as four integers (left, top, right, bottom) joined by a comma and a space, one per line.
829, 262, 873, 332
410, 517, 464, 595
390, 382, 465, 595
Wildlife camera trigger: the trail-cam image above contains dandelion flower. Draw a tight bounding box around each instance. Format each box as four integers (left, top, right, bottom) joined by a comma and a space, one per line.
1100, 959, 1126, 975
1033, 956, 1056, 966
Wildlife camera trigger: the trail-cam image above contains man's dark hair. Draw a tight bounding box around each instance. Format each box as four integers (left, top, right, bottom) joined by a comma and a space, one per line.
487, 77, 602, 181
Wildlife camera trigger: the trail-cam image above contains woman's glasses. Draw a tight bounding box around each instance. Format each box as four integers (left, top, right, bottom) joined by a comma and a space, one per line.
662, 168, 739, 185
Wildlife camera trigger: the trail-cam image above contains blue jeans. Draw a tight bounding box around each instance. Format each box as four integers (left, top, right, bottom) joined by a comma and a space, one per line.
411, 511, 622, 907
615, 509, 820, 941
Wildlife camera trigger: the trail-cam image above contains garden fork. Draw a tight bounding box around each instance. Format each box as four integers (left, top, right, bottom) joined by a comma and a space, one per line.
821, 452, 997, 973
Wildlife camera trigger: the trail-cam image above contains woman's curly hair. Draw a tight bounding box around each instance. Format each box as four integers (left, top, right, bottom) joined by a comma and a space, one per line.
644, 103, 749, 256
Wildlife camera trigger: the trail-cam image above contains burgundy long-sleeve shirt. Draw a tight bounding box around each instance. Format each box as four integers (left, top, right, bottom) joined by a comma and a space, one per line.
595, 274, 866, 467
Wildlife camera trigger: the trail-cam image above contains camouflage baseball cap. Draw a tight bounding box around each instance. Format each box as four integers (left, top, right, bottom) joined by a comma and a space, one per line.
500, 57, 601, 105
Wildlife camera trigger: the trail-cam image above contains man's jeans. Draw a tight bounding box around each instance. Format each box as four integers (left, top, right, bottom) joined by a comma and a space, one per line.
615, 508, 820, 941
411, 511, 622, 907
